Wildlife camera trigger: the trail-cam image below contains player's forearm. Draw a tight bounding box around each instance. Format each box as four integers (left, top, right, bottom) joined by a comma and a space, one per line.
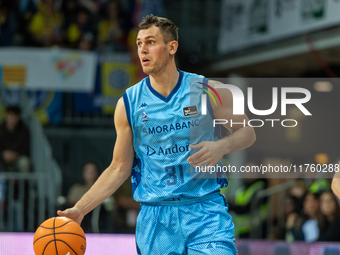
74, 165, 131, 216
218, 126, 256, 155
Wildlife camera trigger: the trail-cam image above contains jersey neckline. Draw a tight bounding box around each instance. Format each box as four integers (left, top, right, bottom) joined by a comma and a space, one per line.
145, 69, 184, 103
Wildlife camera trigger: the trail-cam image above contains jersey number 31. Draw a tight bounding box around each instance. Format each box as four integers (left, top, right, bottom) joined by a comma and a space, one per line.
165, 165, 184, 186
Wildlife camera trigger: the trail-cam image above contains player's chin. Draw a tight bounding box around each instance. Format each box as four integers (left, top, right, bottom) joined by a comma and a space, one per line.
142, 66, 153, 75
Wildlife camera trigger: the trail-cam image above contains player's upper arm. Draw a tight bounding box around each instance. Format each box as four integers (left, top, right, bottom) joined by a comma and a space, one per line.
109, 97, 135, 177
208, 79, 250, 134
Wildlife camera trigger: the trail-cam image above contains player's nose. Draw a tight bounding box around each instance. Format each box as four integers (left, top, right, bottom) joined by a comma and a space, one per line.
139, 43, 148, 54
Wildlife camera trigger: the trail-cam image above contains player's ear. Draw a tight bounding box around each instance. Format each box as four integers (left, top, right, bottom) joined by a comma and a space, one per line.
168, 41, 178, 56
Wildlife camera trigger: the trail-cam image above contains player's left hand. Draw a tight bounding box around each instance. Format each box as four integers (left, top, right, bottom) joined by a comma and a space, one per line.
187, 141, 226, 167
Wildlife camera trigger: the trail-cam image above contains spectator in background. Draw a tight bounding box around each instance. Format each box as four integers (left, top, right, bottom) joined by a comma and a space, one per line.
286, 192, 321, 242
65, 7, 94, 48
97, 0, 128, 52
318, 191, 340, 242
28, 0, 64, 47
283, 195, 300, 241
18, 0, 38, 46
60, 0, 78, 29
289, 179, 308, 215
0, 105, 31, 231
300, 192, 321, 242
0, 1, 17, 46
67, 161, 99, 205
67, 161, 115, 232
77, 33, 94, 51
284, 195, 299, 218
0, 106, 30, 173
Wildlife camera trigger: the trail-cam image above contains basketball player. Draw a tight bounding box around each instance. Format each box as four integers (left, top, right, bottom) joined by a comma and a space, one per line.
58, 15, 256, 254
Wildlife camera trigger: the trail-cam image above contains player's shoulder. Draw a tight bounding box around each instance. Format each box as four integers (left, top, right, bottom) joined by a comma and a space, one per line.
124, 76, 148, 95
178, 70, 208, 90
206, 79, 233, 104
180, 69, 205, 81
207, 79, 223, 87
206, 79, 229, 93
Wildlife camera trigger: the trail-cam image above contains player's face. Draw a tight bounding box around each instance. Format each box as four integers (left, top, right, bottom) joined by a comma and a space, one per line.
136, 26, 169, 75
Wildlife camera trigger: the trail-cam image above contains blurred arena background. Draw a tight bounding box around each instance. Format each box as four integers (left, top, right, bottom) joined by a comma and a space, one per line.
0, 0, 340, 254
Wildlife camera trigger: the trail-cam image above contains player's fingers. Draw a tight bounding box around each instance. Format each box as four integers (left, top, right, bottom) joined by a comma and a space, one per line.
193, 159, 210, 167
188, 149, 205, 163
57, 210, 66, 216
57, 208, 76, 217
189, 142, 204, 150
57, 209, 83, 225
191, 152, 208, 165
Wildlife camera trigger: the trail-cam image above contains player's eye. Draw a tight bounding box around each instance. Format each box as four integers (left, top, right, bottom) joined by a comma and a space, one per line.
137, 42, 142, 47
149, 41, 155, 45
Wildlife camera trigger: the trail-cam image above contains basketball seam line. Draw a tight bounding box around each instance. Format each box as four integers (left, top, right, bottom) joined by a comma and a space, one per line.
53, 217, 59, 255
39, 221, 73, 230
33, 232, 86, 244
55, 239, 79, 255
41, 240, 55, 255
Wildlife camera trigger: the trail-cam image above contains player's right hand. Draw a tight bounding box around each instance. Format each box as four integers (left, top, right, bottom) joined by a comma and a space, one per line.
57, 207, 84, 226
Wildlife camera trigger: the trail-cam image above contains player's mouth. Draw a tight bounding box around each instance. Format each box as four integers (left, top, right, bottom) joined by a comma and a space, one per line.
142, 57, 151, 65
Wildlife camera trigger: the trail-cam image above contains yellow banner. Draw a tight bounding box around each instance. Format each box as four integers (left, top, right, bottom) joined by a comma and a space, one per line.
101, 62, 137, 114
1, 65, 26, 85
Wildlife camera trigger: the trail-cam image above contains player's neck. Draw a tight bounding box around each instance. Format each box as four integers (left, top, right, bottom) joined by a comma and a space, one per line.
149, 65, 179, 98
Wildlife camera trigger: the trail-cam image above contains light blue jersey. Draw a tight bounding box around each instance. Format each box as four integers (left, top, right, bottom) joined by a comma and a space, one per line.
123, 69, 228, 203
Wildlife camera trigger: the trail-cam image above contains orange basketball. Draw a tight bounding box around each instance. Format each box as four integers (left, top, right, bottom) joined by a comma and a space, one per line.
33, 217, 86, 255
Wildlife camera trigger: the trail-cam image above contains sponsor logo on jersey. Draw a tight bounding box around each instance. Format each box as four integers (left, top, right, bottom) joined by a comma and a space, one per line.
141, 112, 149, 123
146, 145, 156, 156
139, 102, 149, 109
183, 105, 198, 116
142, 119, 199, 134
146, 144, 190, 156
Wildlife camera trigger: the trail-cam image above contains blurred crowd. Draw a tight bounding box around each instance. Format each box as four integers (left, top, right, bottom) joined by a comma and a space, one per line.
0, 0, 138, 52
283, 180, 340, 243
228, 175, 340, 243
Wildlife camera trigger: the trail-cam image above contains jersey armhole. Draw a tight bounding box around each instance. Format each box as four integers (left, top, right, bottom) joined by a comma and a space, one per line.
122, 92, 132, 128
